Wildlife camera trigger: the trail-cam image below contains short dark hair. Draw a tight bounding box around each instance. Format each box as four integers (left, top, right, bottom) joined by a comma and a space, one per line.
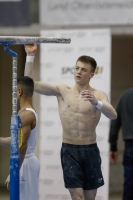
17, 76, 34, 97
76, 55, 97, 72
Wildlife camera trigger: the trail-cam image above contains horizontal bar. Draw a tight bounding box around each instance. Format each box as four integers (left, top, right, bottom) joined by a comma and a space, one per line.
0, 36, 71, 45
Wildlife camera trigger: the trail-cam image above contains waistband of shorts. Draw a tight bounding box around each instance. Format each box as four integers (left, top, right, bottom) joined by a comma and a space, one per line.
62, 142, 97, 148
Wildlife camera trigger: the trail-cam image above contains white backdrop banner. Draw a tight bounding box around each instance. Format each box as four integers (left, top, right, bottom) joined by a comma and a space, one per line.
39, 0, 133, 26
39, 29, 111, 200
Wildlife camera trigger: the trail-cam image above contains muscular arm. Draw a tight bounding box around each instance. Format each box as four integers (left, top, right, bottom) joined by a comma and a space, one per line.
24, 44, 61, 96
100, 93, 117, 120
19, 111, 35, 168
4, 111, 35, 189
0, 137, 11, 146
81, 90, 117, 120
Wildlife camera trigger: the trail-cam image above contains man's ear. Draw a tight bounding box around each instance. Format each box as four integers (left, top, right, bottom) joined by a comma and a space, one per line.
18, 88, 23, 96
90, 72, 94, 79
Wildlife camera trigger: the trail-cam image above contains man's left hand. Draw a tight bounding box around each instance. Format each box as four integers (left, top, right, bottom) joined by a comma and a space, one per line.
81, 90, 98, 106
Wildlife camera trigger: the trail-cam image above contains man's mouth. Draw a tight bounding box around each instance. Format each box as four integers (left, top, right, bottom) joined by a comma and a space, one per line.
76, 76, 81, 79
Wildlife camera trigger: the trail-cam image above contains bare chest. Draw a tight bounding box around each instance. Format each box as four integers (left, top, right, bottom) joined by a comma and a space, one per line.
58, 92, 96, 115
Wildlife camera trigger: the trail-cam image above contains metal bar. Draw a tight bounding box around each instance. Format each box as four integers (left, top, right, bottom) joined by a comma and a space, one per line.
0, 36, 71, 44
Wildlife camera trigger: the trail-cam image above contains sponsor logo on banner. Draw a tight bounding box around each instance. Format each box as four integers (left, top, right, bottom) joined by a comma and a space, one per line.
77, 32, 87, 38
95, 67, 104, 74
61, 66, 104, 76
92, 31, 110, 37
79, 46, 105, 53
42, 63, 54, 68
41, 32, 56, 37
40, 0, 133, 25
61, 67, 75, 75
47, 1, 133, 12
60, 31, 87, 38
47, 47, 74, 54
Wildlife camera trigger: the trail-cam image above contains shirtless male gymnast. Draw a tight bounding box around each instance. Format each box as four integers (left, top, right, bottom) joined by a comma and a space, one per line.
24, 44, 117, 200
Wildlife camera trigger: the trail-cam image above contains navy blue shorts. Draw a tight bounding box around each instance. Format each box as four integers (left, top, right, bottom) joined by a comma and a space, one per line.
61, 143, 104, 190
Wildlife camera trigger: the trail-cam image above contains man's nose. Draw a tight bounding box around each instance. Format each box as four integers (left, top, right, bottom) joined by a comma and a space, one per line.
77, 69, 82, 74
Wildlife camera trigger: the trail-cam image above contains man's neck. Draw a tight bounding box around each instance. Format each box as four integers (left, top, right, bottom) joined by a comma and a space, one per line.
19, 98, 33, 111
74, 83, 91, 94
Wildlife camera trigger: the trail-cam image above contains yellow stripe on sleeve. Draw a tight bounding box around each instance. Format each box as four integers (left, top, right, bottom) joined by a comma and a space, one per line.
19, 128, 23, 148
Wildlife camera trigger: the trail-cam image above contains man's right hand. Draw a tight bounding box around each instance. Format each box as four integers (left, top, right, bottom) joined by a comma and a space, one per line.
110, 151, 118, 164
24, 44, 37, 56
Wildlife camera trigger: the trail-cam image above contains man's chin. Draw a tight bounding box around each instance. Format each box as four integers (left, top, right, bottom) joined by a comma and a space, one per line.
75, 80, 84, 85
75, 78, 82, 82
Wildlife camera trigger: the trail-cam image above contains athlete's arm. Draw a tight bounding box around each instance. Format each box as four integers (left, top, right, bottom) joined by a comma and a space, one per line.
19, 111, 35, 168
81, 90, 117, 119
0, 137, 10, 146
24, 44, 61, 96
99, 93, 117, 119
5, 111, 35, 190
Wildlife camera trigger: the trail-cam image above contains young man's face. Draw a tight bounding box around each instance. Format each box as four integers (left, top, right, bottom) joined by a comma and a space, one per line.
74, 61, 94, 84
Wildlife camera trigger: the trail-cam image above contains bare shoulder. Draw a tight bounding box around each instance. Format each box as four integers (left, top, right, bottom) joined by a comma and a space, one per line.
55, 83, 71, 91
19, 110, 35, 126
93, 88, 108, 100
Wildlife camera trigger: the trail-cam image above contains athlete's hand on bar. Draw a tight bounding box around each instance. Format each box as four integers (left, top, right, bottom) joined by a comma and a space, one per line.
24, 44, 37, 56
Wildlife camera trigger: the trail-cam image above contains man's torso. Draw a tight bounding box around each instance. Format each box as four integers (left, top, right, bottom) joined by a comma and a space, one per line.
57, 85, 101, 145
